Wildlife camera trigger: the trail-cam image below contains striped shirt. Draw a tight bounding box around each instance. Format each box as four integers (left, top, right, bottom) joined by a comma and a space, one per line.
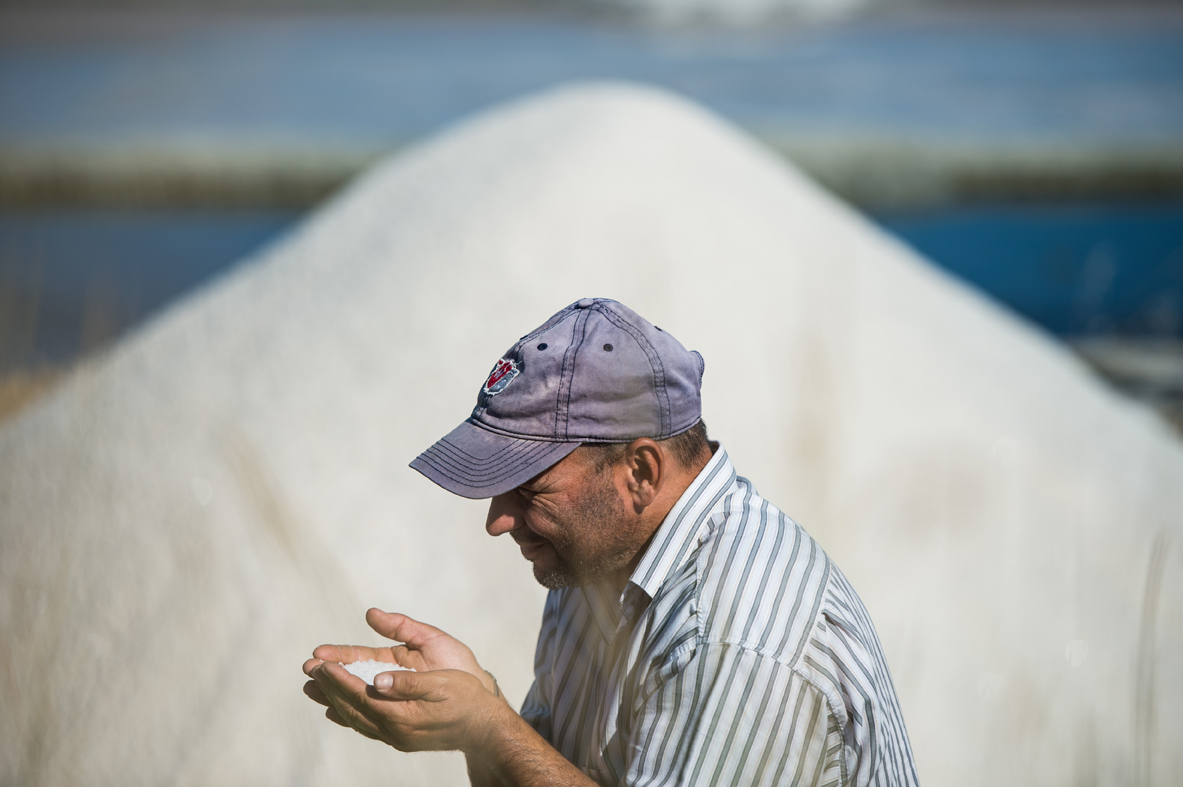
519, 445, 920, 786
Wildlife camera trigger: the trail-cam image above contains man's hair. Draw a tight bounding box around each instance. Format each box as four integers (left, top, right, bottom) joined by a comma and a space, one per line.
583, 419, 711, 473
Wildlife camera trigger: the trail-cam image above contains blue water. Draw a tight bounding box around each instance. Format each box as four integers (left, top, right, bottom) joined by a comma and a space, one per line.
877, 204, 1183, 336
0, 209, 294, 367
3, 204, 1181, 369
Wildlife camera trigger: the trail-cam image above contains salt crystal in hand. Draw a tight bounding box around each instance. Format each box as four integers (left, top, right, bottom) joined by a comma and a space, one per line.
339, 659, 416, 686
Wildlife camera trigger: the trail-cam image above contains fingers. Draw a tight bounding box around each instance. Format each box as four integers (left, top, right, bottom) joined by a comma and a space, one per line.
389, 644, 428, 671
372, 667, 456, 702
324, 706, 349, 728
311, 662, 375, 719
313, 661, 369, 694
303, 680, 330, 707
372, 669, 414, 696
308, 668, 369, 730
366, 608, 448, 647
310, 662, 443, 745
311, 662, 388, 733
313, 658, 441, 705
307, 662, 487, 754
325, 703, 381, 740
304, 612, 478, 751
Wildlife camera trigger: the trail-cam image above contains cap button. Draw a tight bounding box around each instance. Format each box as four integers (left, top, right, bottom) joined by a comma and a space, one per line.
575, 298, 597, 309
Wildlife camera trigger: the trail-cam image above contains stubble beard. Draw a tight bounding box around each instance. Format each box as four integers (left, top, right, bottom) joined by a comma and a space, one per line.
532, 469, 633, 590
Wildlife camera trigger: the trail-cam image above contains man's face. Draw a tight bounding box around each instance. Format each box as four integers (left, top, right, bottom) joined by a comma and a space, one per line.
485, 449, 639, 589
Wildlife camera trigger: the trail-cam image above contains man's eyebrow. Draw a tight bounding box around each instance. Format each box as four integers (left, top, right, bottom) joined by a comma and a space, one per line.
518, 468, 555, 492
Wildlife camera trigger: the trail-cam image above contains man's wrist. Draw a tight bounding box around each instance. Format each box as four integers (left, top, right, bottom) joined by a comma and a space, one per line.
462, 698, 596, 786
462, 683, 519, 759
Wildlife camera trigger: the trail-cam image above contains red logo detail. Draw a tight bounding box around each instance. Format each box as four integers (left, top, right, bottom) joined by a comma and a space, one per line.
483, 358, 519, 395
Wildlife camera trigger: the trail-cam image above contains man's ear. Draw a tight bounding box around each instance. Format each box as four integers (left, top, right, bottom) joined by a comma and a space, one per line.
623, 439, 663, 513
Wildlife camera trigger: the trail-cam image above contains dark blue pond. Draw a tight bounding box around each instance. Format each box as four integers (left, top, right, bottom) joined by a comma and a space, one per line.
0, 209, 294, 368
2, 204, 1181, 370
876, 204, 1183, 336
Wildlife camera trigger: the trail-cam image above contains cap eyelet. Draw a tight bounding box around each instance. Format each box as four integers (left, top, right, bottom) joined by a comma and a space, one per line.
537, 343, 548, 350
603, 343, 613, 352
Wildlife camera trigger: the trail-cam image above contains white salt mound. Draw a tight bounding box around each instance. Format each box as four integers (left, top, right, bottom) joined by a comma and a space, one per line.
1, 82, 1180, 786
341, 660, 415, 686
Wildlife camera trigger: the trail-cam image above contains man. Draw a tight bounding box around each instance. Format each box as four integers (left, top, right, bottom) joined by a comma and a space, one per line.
303, 298, 919, 786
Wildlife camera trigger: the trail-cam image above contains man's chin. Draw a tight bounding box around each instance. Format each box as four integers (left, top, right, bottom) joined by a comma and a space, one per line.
531, 559, 582, 590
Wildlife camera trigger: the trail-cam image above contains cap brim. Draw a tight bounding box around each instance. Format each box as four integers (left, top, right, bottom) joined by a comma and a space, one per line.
410, 419, 581, 499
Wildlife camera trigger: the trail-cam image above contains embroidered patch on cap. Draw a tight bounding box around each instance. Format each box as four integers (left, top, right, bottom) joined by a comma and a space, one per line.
482, 358, 520, 396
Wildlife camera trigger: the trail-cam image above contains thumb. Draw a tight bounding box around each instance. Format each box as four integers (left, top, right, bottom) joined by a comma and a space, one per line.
373, 669, 434, 699
367, 608, 445, 646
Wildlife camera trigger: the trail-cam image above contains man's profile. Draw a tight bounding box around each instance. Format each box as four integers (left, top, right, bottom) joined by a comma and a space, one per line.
303, 297, 919, 786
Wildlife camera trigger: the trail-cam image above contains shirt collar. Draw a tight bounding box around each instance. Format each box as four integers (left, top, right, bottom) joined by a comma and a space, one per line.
626, 443, 738, 600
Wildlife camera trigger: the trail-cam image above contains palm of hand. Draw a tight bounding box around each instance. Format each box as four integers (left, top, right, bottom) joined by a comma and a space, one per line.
390, 629, 481, 675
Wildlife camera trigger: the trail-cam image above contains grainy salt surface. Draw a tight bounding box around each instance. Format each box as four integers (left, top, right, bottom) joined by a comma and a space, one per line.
1, 84, 1181, 786
340, 660, 415, 686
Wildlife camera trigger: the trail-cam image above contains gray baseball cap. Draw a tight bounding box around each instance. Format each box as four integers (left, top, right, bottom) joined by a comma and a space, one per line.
410, 297, 705, 499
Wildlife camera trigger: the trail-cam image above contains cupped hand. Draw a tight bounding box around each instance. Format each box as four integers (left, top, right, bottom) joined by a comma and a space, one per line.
303, 608, 494, 695
304, 661, 502, 754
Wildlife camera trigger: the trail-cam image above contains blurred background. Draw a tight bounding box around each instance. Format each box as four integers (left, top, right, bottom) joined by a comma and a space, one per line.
1, 0, 1181, 429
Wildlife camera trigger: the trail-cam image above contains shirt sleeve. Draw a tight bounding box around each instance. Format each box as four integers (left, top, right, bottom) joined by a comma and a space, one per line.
621, 642, 846, 787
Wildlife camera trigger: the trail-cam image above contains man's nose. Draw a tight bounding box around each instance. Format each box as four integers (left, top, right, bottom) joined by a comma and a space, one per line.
485, 492, 521, 537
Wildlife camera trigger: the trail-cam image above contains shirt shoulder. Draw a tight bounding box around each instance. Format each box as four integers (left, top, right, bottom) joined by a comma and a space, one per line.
692, 483, 919, 785
795, 568, 921, 786
693, 477, 832, 669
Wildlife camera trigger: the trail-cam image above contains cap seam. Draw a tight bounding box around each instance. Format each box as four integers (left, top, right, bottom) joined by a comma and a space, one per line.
430, 437, 551, 466
414, 437, 570, 475
416, 441, 571, 482
595, 303, 672, 437
520, 306, 577, 346
446, 410, 705, 447
469, 418, 587, 442
555, 309, 589, 441
412, 441, 581, 495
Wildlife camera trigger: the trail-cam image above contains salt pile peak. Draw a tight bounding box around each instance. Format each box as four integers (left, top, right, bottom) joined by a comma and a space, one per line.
1, 82, 1180, 786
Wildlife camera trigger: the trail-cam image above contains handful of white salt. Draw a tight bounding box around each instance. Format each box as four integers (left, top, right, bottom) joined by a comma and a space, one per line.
340, 660, 416, 686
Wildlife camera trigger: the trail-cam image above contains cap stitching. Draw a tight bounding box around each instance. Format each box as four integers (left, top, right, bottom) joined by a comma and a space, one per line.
433, 432, 543, 462
419, 437, 565, 474
518, 306, 576, 346
420, 444, 564, 483
555, 309, 589, 441
414, 441, 580, 490
595, 304, 672, 437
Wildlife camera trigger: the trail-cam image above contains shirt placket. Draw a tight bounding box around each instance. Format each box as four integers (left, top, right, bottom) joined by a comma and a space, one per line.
594, 586, 652, 783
